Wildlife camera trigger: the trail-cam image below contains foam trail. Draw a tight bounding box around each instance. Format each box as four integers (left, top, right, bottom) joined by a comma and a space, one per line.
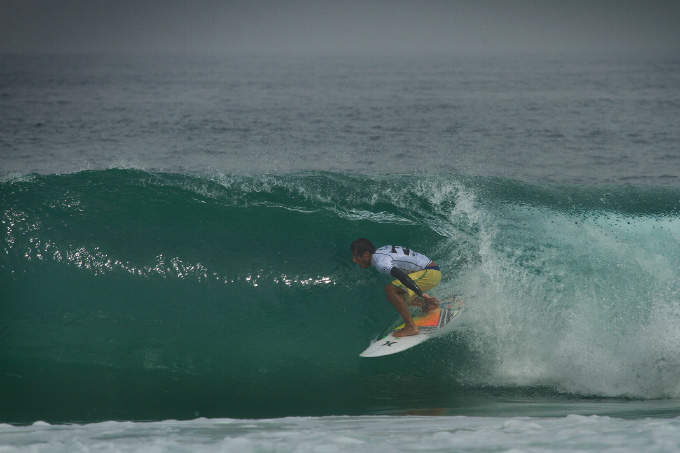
449, 186, 680, 398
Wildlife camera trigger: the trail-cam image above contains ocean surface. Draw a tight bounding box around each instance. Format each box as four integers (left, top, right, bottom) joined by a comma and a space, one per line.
1, 53, 680, 451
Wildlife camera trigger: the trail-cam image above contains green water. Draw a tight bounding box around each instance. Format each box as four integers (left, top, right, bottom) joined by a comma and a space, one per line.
2, 169, 679, 423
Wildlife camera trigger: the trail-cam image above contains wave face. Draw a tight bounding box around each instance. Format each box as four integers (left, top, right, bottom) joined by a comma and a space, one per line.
2, 169, 679, 422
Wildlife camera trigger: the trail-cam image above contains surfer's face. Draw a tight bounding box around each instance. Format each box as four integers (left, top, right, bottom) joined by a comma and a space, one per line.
352, 251, 372, 269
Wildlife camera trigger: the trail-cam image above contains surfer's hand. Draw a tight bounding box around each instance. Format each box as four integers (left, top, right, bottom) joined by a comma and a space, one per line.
421, 294, 440, 311
422, 294, 439, 303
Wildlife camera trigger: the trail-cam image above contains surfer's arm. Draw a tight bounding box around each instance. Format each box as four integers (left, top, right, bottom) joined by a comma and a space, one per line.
389, 267, 424, 297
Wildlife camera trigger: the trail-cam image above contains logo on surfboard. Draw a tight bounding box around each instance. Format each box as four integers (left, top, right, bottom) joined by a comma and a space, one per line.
360, 296, 464, 357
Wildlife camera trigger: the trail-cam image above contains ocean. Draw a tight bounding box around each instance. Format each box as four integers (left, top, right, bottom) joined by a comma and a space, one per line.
1, 53, 679, 451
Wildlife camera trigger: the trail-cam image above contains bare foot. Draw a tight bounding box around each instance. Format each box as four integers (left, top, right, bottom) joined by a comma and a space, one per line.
393, 326, 419, 337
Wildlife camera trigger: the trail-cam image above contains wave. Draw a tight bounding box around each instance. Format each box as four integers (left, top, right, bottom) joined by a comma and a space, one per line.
1, 169, 679, 422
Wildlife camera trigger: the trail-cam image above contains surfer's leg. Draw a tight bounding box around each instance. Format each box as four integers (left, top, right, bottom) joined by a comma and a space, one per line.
385, 284, 419, 337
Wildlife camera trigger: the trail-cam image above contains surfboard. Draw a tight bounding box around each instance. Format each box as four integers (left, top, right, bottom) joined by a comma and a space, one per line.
359, 297, 464, 358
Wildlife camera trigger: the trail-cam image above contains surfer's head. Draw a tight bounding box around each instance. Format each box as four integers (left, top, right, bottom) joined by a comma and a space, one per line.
351, 238, 375, 269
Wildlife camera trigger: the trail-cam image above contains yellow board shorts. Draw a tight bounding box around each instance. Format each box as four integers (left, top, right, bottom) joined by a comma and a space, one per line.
390, 268, 441, 303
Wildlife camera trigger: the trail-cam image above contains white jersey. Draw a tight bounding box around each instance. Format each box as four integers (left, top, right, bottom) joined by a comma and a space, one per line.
371, 245, 432, 276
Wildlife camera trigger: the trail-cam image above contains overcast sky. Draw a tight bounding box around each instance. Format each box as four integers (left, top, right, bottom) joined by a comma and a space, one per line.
2, 0, 679, 56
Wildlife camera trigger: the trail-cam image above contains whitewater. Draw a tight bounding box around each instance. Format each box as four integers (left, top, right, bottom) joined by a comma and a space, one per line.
1, 53, 680, 451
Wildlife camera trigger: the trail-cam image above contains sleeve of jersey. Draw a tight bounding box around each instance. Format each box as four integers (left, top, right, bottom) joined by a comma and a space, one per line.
372, 254, 393, 276
389, 267, 424, 297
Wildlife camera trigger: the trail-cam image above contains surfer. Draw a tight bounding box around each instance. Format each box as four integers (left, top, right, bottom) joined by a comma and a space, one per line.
351, 238, 441, 337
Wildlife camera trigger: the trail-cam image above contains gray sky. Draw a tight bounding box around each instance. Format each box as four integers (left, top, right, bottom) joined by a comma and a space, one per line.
2, 0, 679, 56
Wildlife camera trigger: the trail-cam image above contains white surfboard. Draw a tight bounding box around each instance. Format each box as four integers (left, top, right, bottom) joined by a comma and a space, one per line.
359, 297, 464, 358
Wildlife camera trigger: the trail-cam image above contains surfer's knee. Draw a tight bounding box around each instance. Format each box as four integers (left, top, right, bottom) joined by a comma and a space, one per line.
384, 284, 405, 300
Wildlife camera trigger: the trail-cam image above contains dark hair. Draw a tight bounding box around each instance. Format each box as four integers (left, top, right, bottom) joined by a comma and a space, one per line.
351, 238, 376, 256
